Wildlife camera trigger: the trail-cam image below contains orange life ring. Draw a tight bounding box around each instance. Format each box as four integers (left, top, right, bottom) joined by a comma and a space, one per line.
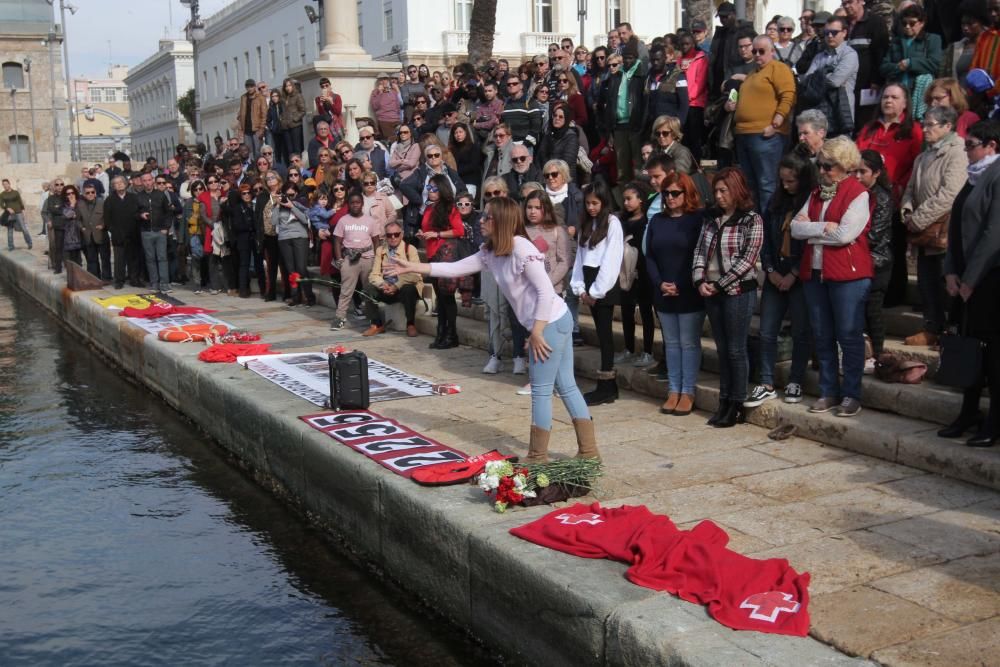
157, 323, 230, 343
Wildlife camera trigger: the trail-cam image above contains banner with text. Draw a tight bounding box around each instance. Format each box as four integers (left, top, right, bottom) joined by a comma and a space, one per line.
244, 352, 436, 406
301, 410, 467, 478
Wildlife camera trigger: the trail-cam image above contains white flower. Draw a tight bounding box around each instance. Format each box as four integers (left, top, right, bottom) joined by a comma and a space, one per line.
478, 473, 500, 492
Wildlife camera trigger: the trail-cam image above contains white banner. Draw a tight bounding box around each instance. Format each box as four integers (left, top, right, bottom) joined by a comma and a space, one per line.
243, 352, 436, 406
124, 312, 232, 335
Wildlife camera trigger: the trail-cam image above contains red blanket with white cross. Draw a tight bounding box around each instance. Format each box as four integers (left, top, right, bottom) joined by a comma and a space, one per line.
510, 503, 810, 636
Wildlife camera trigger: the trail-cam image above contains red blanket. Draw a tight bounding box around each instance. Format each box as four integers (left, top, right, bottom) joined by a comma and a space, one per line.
198, 343, 274, 363
119, 303, 218, 319
510, 502, 810, 636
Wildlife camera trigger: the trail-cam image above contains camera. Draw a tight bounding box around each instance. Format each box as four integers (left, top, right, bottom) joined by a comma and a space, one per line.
280, 194, 289, 204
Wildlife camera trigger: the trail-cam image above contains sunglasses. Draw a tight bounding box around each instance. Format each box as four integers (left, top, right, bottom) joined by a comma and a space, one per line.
543, 171, 560, 179
427, 185, 440, 193
901, 20, 920, 27
456, 202, 473, 207
363, 180, 377, 185
484, 190, 503, 197
558, 78, 569, 83
753, 48, 769, 55
399, 129, 411, 135
823, 29, 843, 37
608, 62, 622, 68
413, 116, 424, 121
262, 151, 273, 155
289, 172, 300, 177
507, 82, 520, 87
333, 186, 346, 191
495, 132, 508, 138
779, 27, 794, 32
83, 190, 96, 195
655, 130, 672, 137
664, 190, 685, 198
360, 134, 374, 140
512, 156, 529, 163
966, 140, 984, 149
241, 190, 253, 196
426, 152, 442, 158
817, 161, 837, 172
340, 150, 352, 156
386, 232, 403, 238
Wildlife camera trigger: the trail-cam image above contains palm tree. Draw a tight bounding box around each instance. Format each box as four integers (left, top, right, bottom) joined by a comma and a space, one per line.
467, 0, 497, 67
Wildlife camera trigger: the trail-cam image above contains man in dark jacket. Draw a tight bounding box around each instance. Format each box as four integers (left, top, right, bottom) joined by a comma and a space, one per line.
500, 75, 544, 148
843, 0, 890, 126
103, 175, 141, 288
598, 45, 646, 185
503, 144, 542, 200
44, 179, 65, 272
399, 145, 466, 241
135, 172, 174, 293
78, 183, 110, 280
709, 2, 744, 100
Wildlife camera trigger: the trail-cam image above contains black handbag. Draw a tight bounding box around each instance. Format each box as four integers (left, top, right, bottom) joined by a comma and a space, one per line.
328, 350, 370, 410
936, 314, 985, 389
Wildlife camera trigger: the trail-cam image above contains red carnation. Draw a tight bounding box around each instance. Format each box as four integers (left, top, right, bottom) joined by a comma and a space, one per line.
288, 272, 301, 288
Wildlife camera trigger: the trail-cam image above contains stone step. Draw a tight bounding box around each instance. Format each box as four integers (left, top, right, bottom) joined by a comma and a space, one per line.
405, 307, 998, 492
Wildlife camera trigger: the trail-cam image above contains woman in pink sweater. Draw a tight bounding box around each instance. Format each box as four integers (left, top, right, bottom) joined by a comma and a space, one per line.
385, 197, 599, 463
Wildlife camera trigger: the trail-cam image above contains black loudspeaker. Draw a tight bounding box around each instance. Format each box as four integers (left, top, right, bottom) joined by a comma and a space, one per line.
329, 350, 370, 410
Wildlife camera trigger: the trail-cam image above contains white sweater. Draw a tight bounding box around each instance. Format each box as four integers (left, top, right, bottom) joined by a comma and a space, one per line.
570, 214, 624, 300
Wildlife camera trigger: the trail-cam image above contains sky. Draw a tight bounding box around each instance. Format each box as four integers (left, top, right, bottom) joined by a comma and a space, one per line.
60, 0, 233, 79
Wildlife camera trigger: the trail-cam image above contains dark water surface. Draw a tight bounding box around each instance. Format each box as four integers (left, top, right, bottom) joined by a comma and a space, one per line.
0, 283, 496, 666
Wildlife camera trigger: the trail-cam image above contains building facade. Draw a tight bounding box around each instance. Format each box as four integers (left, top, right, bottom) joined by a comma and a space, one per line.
0, 0, 70, 164
126, 40, 194, 167
72, 66, 131, 163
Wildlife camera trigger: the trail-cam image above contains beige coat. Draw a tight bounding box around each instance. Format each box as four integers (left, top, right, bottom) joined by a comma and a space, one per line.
902, 132, 968, 254
368, 241, 422, 291
364, 192, 397, 236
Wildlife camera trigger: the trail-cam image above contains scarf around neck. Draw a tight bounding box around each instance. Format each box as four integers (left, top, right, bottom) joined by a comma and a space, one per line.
967, 154, 1000, 185
818, 181, 840, 201
546, 183, 569, 204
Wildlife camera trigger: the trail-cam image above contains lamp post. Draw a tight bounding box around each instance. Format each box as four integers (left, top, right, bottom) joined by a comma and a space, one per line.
24, 57, 38, 162
45, 31, 59, 162
51, 0, 80, 159
180, 0, 206, 144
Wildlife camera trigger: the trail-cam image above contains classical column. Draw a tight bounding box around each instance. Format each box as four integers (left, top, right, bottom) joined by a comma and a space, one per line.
320, 0, 369, 59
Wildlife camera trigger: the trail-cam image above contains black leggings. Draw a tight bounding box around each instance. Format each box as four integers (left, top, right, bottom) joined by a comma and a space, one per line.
435, 283, 457, 332
583, 265, 619, 372
620, 282, 655, 355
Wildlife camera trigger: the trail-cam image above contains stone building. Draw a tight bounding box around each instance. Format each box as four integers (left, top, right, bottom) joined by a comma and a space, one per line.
0, 0, 70, 164
71, 66, 131, 164
125, 40, 194, 168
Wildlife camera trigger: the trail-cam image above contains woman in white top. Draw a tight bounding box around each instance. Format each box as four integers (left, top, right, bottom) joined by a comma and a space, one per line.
385, 197, 598, 463
570, 181, 625, 406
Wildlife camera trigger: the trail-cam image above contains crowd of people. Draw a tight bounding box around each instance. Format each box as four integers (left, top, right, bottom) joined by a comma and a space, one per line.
6, 0, 1000, 449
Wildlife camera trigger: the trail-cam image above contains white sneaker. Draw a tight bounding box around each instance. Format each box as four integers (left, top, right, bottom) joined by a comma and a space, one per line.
864, 357, 876, 375
784, 382, 803, 403
632, 352, 655, 367
516, 382, 532, 395
613, 350, 634, 364
512, 357, 528, 375
482, 355, 502, 374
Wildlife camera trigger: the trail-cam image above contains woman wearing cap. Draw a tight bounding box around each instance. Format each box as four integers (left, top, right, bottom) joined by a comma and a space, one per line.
385, 196, 600, 463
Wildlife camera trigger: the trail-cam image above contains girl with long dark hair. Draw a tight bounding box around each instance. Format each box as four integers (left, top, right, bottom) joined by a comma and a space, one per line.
571, 180, 624, 405
854, 150, 896, 364
418, 174, 465, 348
616, 181, 657, 368
746, 153, 816, 408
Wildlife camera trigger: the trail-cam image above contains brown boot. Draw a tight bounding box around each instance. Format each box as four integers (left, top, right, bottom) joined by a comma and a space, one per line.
573, 417, 601, 461
674, 393, 695, 416
524, 425, 550, 463
660, 392, 680, 414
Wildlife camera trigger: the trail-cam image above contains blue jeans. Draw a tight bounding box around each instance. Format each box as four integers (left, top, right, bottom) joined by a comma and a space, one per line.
564, 290, 581, 333
658, 310, 705, 394
759, 278, 811, 387
704, 291, 756, 402
736, 133, 785, 211
529, 310, 590, 430
6, 212, 31, 250
141, 230, 169, 291
509, 303, 528, 359
803, 275, 871, 400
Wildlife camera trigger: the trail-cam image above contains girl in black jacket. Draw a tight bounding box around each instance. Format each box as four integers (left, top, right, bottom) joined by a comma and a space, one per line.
616, 181, 656, 367
856, 150, 896, 361
538, 102, 580, 181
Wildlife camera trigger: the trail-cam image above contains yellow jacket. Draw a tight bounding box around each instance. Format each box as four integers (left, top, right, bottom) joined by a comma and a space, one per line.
369, 241, 423, 290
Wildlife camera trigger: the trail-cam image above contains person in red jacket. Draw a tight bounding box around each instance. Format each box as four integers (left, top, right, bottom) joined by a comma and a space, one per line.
792, 137, 872, 418
417, 174, 466, 349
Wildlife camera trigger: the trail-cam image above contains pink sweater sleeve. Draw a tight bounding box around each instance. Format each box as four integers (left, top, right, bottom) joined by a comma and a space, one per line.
522, 253, 556, 324
429, 251, 485, 278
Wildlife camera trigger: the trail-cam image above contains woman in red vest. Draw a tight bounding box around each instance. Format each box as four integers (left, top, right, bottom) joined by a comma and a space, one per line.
792, 137, 873, 418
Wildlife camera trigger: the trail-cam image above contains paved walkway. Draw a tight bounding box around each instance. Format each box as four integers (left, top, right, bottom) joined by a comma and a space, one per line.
11, 244, 1000, 666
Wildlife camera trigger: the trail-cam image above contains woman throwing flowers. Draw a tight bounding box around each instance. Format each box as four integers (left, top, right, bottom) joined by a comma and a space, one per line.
384, 197, 599, 463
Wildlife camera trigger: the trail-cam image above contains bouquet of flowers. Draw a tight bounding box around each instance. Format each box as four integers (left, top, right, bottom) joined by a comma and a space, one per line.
477, 458, 603, 513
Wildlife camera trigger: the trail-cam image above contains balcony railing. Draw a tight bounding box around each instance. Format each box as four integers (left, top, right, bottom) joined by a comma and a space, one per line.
442, 30, 470, 57
520, 32, 575, 55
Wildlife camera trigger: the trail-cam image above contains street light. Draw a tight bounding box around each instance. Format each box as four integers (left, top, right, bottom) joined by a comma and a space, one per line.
47, 0, 79, 159
180, 0, 206, 145
24, 57, 38, 162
